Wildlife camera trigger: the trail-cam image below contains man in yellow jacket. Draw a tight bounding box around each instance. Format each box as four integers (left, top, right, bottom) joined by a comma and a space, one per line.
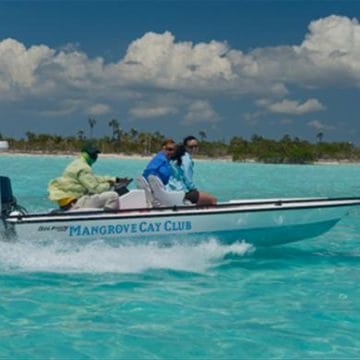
48, 142, 119, 210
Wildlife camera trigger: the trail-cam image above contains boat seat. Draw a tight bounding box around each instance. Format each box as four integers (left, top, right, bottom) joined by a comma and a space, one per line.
135, 176, 160, 207
119, 189, 147, 209
147, 175, 185, 207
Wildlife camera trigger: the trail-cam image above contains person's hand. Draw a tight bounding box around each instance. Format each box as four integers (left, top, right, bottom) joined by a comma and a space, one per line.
116, 177, 133, 186
113, 177, 133, 196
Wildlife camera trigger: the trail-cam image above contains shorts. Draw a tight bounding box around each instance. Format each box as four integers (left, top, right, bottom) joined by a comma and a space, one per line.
185, 189, 199, 204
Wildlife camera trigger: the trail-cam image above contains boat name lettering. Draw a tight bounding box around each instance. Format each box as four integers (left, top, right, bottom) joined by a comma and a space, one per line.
38, 225, 68, 232
68, 220, 192, 237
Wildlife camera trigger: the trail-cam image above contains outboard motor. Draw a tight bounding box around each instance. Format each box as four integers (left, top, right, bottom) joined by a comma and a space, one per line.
0, 176, 26, 239
0, 176, 16, 217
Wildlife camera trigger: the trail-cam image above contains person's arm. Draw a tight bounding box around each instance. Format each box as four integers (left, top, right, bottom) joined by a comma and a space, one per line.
95, 174, 116, 184
157, 161, 171, 185
143, 153, 171, 185
78, 168, 113, 194
143, 153, 161, 179
182, 154, 196, 190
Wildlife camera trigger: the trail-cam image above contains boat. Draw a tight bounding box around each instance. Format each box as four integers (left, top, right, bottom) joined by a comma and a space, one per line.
1, 176, 360, 247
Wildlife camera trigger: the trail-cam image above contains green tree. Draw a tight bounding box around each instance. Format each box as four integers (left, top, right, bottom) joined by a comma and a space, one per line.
130, 128, 138, 141
77, 130, 85, 140
198, 130, 207, 142
108, 119, 120, 141
316, 132, 324, 143
88, 117, 96, 138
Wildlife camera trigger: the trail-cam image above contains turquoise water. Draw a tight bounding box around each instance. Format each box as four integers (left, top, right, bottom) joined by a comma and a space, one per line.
1, 154, 360, 359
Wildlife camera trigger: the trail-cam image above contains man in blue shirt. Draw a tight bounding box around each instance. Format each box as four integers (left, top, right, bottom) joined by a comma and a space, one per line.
143, 139, 176, 185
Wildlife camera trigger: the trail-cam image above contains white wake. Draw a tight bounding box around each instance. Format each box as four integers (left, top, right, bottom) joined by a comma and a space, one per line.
0, 237, 253, 274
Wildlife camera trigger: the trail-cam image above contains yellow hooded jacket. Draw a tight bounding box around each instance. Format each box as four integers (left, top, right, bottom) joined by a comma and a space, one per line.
48, 155, 115, 207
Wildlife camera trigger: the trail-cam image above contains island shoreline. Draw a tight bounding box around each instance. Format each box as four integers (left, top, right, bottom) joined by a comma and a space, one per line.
2, 150, 360, 165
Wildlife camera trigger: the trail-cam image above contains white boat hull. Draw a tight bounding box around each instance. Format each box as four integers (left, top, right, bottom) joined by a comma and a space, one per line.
4, 198, 360, 247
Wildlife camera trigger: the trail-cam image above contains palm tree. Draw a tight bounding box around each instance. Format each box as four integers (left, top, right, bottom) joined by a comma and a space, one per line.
316, 132, 324, 143
88, 117, 96, 138
129, 128, 138, 141
108, 118, 120, 141
26, 131, 36, 143
138, 132, 152, 155
198, 130, 207, 142
77, 130, 85, 141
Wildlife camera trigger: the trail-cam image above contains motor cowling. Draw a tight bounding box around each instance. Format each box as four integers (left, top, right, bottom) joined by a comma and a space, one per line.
0, 176, 15, 217
0, 176, 18, 239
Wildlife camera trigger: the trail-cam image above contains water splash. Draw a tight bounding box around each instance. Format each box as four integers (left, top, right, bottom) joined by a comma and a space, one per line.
0, 237, 253, 274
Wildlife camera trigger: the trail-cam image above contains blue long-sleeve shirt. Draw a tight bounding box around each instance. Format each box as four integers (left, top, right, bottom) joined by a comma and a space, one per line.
182, 152, 196, 191
167, 152, 196, 192
143, 151, 172, 185
167, 161, 186, 191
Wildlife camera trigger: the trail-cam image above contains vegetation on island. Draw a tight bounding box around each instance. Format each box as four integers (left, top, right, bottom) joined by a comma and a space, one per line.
1, 118, 359, 164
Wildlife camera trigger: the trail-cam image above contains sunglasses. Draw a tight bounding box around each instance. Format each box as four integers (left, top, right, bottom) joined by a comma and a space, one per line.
187, 144, 199, 149
165, 147, 176, 152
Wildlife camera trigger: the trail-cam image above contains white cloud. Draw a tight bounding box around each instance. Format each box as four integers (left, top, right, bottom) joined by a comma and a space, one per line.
293, 15, 360, 85
0, 38, 54, 90
265, 98, 325, 115
299, 16, 360, 63
0, 14, 360, 121
116, 16, 360, 92
184, 100, 220, 123
223, 15, 360, 90
0, 37, 104, 101
116, 31, 234, 89
307, 120, 335, 131
88, 103, 111, 115
129, 105, 178, 119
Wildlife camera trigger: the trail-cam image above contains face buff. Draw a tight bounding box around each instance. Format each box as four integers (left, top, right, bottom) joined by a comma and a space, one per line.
82, 152, 97, 166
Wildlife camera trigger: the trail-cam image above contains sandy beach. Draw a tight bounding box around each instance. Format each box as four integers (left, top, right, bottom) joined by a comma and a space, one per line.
0, 150, 235, 162
1, 150, 360, 164
0, 150, 152, 161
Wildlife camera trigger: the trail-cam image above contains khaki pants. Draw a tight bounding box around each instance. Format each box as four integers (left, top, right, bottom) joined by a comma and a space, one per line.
73, 191, 119, 210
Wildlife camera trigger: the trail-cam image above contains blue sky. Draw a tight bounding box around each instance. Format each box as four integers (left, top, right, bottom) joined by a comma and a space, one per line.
1, 1, 360, 143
